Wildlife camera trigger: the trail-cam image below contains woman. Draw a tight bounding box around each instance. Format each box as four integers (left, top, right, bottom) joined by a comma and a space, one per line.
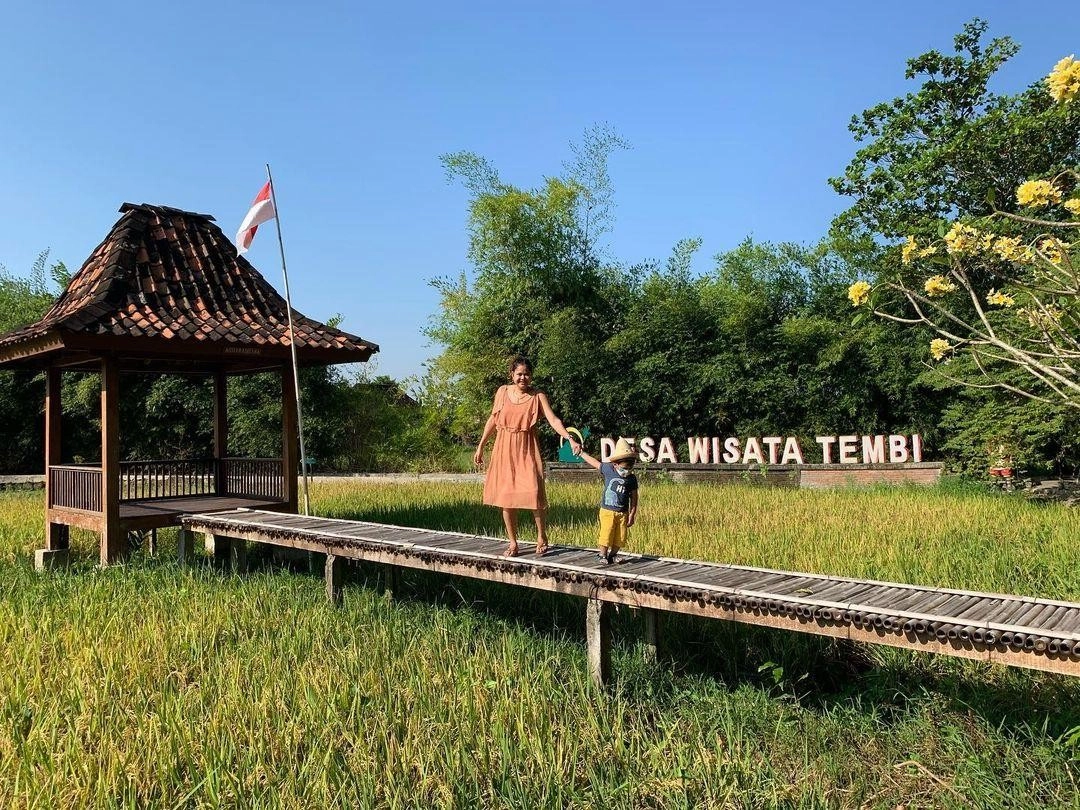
473, 356, 581, 556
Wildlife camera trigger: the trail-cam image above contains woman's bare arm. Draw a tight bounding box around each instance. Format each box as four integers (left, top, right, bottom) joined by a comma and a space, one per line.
537, 392, 581, 455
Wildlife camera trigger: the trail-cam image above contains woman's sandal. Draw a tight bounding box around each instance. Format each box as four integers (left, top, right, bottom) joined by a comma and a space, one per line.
502, 543, 520, 558
535, 540, 549, 556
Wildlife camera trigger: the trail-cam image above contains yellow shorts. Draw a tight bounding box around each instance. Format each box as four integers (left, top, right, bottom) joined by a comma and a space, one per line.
598, 509, 629, 551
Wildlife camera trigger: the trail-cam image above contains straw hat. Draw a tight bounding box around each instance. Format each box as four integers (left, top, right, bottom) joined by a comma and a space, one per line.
609, 438, 637, 463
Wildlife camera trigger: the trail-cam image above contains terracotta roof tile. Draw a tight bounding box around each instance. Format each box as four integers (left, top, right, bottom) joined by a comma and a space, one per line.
0, 203, 378, 363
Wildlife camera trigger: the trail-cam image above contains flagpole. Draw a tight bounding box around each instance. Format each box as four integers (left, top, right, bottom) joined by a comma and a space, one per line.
264, 163, 311, 517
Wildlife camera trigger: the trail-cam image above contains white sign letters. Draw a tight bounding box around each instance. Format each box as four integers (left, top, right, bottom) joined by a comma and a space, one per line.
598, 435, 924, 464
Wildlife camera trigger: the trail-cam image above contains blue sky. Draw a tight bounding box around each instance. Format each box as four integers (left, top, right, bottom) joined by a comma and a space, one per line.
0, 2, 1071, 382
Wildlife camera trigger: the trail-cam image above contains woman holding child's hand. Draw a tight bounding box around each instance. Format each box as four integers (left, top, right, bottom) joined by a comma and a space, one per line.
473, 355, 580, 557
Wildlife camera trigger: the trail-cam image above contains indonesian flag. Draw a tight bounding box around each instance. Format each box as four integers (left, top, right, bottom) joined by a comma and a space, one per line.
235, 181, 276, 254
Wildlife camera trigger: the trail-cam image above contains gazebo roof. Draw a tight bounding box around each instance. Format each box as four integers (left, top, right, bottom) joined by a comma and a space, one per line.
0, 203, 378, 372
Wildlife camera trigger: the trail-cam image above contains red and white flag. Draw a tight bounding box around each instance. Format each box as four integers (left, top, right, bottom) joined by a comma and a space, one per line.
235, 181, 276, 254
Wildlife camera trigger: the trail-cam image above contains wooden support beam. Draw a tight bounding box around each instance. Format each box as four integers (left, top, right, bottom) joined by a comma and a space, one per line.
643, 608, 661, 664
586, 598, 612, 689
177, 529, 196, 567
383, 564, 400, 598
212, 534, 232, 570
325, 554, 345, 604
44, 366, 68, 552
100, 357, 123, 566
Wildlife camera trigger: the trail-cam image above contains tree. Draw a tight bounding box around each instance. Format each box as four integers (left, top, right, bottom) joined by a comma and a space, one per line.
0, 251, 69, 472
427, 127, 632, 440
830, 19, 1080, 248
849, 56, 1080, 410
832, 21, 1080, 472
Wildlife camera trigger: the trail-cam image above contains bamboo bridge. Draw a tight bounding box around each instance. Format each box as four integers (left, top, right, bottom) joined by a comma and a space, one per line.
180, 509, 1080, 686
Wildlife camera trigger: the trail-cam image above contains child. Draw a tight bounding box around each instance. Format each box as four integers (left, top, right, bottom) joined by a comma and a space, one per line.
576, 438, 639, 564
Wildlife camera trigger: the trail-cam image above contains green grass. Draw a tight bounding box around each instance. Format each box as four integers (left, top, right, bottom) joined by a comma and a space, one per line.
1, 482, 1078, 808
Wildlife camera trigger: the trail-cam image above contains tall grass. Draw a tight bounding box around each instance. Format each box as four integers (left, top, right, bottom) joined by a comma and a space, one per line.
1, 482, 1078, 808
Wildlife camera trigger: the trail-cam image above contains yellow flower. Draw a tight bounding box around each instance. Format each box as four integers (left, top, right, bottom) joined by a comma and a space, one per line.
1047, 55, 1080, 103
1065, 198, 1080, 217
847, 280, 871, 307
944, 222, 985, 255
1021, 305, 1065, 330
1037, 238, 1067, 266
916, 244, 939, 258
986, 289, 1015, 308
992, 236, 1028, 263
1016, 179, 1063, 208
901, 236, 917, 265
924, 275, 956, 297
929, 338, 952, 361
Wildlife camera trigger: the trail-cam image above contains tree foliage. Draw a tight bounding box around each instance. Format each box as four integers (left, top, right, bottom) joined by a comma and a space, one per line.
830, 18, 1080, 247
836, 21, 1080, 472
427, 129, 933, 453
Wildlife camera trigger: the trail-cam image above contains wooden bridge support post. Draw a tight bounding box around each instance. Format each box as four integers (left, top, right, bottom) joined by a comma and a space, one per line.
586, 597, 612, 689
326, 554, 345, 605
211, 534, 232, 570
383, 564, 400, 599
643, 608, 661, 664
177, 529, 196, 567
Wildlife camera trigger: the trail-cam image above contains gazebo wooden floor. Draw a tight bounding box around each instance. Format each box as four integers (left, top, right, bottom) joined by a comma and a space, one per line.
120, 496, 290, 531
180, 508, 1080, 685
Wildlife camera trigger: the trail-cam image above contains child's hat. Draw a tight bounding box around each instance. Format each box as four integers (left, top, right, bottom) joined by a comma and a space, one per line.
609, 438, 637, 463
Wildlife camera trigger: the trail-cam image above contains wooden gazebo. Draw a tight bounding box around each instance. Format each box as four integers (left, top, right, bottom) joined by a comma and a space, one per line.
0, 203, 377, 568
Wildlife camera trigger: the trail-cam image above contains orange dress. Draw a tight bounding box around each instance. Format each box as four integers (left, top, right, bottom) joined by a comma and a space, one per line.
482, 385, 547, 510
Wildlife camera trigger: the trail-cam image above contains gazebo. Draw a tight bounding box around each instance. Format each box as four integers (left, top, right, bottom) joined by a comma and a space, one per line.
0, 203, 377, 568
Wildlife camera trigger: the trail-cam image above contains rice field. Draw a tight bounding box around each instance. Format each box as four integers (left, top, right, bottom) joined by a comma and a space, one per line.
1, 480, 1079, 808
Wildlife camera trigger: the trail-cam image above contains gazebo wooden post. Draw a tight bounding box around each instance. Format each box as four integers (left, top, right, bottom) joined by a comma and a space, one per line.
281, 365, 299, 512
35, 365, 69, 570
213, 369, 227, 496
100, 357, 123, 565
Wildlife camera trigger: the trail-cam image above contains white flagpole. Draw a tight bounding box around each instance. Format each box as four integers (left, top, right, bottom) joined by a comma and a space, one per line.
264, 163, 311, 516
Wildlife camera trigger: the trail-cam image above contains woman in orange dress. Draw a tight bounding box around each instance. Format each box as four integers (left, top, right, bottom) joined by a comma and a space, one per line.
473, 356, 581, 557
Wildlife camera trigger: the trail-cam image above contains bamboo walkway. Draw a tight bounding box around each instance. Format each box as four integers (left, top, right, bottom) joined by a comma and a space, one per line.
180, 508, 1080, 684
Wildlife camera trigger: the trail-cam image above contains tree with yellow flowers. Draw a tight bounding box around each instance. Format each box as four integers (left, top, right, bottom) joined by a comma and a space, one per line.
849, 54, 1080, 410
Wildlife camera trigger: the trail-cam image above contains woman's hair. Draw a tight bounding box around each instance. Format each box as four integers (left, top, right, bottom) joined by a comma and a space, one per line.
508, 355, 533, 375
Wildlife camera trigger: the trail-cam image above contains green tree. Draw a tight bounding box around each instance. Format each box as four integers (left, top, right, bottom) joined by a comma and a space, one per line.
833, 20, 1080, 473
427, 128, 632, 441
0, 251, 70, 472
830, 18, 1080, 248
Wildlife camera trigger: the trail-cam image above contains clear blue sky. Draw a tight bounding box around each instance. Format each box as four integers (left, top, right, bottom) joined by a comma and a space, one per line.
0, 2, 1071, 382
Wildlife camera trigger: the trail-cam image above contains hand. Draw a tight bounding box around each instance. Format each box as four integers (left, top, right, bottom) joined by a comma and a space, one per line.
569, 438, 582, 456
627, 515, 635, 528
473, 448, 484, 467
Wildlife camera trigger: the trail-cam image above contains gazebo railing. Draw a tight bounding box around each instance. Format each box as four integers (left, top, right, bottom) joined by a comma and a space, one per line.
120, 459, 218, 501
47, 458, 288, 511
222, 457, 286, 500
48, 464, 103, 512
